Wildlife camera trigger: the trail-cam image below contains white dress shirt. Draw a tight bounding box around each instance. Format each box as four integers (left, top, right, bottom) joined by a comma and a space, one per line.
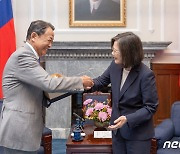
26, 42, 39, 60
89, 0, 102, 13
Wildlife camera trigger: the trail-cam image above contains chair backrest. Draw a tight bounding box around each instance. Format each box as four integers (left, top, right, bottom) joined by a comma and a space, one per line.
171, 101, 180, 136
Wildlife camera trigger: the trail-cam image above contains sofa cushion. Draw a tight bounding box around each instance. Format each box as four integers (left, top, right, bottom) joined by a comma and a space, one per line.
158, 148, 180, 154
171, 101, 180, 136
157, 136, 180, 154
155, 119, 174, 148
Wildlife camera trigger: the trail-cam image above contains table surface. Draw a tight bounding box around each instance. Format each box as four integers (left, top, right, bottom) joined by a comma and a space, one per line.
66, 124, 112, 146
66, 125, 156, 154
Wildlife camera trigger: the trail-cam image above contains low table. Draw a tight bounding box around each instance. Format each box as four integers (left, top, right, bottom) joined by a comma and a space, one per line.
66, 125, 112, 154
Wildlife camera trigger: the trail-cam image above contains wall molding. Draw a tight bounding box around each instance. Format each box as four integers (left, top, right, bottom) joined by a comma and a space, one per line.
42, 0, 47, 20
137, 0, 141, 32
55, 0, 141, 34
179, 0, 180, 51
54, 28, 140, 34
53, 0, 58, 28
148, 0, 154, 33
160, 0, 165, 41
29, 0, 34, 22
45, 41, 172, 60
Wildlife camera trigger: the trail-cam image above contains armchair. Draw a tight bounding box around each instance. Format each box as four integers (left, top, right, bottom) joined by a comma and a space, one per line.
153, 101, 180, 154
0, 99, 52, 154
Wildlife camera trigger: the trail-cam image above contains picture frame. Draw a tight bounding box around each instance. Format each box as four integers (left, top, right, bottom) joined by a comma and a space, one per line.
69, 0, 126, 27
83, 92, 112, 107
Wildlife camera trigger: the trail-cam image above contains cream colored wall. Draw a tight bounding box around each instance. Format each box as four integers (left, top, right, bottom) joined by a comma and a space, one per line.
12, 0, 180, 52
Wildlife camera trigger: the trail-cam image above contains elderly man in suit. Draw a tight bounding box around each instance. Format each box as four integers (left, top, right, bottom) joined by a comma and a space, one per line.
0, 20, 93, 153
75, 0, 120, 21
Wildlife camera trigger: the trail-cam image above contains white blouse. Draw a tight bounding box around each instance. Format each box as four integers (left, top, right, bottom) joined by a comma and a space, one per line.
120, 68, 130, 90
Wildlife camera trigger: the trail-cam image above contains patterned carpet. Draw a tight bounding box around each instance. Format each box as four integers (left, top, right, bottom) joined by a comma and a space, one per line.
52, 139, 67, 154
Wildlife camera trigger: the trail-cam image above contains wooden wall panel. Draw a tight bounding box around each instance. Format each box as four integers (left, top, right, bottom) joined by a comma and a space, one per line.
151, 53, 180, 125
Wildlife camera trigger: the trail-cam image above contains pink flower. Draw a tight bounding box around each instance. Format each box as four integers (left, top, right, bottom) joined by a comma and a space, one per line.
83, 98, 111, 123
107, 108, 112, 116
104, 105, 109, 108
85, 108, 94, 116
94, 103, 104, 110
83, 99, 93, 105
98, 112, 108, 122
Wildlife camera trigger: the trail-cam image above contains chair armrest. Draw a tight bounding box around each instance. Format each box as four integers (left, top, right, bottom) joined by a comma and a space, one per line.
41, 127, 52, 154
154, 119, 174, 148
150, 138, 157, 154
42, 127, 52, 136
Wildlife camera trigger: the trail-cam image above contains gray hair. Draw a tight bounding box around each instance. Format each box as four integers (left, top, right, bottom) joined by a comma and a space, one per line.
26, 20, 55, 40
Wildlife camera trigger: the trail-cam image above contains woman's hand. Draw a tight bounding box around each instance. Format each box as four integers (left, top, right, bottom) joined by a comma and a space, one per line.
108, 116, 127, 130
80, 75, 94, 90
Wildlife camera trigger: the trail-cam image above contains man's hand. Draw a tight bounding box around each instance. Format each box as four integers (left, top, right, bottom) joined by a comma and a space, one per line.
80, 75, 94, 90
108, 116, 127, 130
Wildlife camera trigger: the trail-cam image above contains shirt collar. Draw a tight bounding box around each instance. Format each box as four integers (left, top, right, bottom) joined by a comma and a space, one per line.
26, 42, 39, 59
89, 0, 102, 13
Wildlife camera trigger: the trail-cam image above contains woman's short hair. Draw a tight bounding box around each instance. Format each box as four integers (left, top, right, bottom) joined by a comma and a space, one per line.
111, 32, 144, 68
26, 20, 55, 40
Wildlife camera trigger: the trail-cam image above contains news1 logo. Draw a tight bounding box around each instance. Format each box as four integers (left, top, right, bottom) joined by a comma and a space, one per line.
163, 141, 180, 149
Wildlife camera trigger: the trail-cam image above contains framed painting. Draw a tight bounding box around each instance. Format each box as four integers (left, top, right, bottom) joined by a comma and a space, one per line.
69, 0, 126, 27
83, 92, 112, 107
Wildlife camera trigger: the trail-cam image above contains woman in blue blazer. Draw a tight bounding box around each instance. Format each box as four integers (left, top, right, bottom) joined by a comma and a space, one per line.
92, 32, 158, 154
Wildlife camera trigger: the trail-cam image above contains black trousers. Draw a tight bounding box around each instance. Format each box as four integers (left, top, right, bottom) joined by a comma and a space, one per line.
112, 130, 151, 154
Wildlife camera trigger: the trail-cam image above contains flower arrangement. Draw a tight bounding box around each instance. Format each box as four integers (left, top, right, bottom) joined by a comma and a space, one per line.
83, 98, 112, 124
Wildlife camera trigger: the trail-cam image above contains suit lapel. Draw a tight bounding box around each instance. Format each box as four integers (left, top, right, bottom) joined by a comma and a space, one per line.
119, 67, 139, 100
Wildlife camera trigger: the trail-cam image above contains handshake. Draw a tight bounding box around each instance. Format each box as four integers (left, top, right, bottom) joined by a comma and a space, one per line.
80, 75, 94, 90
51, 73, 94, 90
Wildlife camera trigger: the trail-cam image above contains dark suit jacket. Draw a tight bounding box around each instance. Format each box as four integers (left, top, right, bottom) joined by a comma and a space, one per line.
75, 0, 120, 21
92, 61, 158, 140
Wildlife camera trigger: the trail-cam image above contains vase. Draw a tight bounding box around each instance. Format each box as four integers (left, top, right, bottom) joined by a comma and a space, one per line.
94, 121, 109, 131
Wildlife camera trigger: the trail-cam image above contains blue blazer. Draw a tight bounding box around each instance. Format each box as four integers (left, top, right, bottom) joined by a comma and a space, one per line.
92, 60, 158, 140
